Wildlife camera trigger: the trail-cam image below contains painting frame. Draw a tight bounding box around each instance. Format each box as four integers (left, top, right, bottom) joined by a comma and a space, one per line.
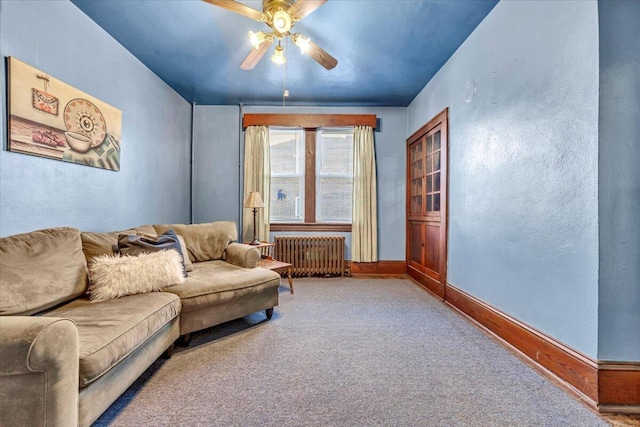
6, 57, 122, 171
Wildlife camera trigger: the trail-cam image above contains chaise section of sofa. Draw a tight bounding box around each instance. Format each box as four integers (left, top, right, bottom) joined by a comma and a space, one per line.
167, 259, 280, 335
153, 222, 281, 340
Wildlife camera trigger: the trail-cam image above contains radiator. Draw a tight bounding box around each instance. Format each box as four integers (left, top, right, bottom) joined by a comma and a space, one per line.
274, 236, 345, 278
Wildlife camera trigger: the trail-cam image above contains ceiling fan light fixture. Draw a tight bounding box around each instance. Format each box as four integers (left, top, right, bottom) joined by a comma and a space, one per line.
271, 44, 286, 65
272, 10, 292, 33
292, 34, 311, 54
249, 31, 267, 49
207, 0, 337, 71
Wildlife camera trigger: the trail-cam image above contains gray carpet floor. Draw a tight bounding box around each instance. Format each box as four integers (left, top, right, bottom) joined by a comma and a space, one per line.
94, 278, 611, 427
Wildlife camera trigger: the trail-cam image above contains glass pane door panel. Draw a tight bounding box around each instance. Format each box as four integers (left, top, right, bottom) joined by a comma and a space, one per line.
434, 151, 441, 171
413, 161, 422, 180
433, 131, 441, 152
427, 135, 433, 154
412, 178, 422, 196
411, 143, 422, 164
411, 196, 422, 214
434, 172, 440, 191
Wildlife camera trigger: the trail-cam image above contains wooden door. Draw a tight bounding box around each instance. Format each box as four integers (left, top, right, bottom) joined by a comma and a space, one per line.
408, 137, 425, 271
406, 109, 448, 298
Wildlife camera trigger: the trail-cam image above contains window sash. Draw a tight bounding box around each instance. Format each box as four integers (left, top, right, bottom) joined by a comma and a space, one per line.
269, 129, 305, 223
315, 128, 353, 223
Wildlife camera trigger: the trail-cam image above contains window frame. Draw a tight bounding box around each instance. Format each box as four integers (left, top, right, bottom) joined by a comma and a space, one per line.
272, 128, 352, 232
244, 114, 377, 232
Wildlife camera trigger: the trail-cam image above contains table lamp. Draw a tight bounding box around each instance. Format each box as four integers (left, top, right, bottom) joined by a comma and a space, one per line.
244, 191, 264, 245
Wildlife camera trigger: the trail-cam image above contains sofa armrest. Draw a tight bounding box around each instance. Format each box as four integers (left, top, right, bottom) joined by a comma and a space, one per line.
0, 316, 79, 427
225, 243, 261, 268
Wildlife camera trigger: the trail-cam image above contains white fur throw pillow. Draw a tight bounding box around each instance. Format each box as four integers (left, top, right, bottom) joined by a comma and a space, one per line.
88, 249, 185, 302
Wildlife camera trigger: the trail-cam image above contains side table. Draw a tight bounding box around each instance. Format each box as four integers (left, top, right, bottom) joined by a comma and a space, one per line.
245, 241, 275, 258
246, 242, 294, 294
258, 256, 294, 294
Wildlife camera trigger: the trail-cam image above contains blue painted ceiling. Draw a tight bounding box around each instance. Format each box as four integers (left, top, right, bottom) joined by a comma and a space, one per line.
71, 0, 498, 107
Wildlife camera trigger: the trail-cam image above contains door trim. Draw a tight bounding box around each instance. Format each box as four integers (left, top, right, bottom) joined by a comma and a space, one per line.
406, 108, 449, 299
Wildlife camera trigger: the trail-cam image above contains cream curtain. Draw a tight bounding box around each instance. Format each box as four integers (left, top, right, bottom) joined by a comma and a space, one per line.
242, 126, 270, 243
352, 125, 377, 262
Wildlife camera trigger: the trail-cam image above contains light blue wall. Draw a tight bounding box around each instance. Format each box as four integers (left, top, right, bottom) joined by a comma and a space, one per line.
193, 105, 242, 226
0, 0, 191, 236
193, 105, 407, 260
597, 0, 640, 362
408, 1, 600, 357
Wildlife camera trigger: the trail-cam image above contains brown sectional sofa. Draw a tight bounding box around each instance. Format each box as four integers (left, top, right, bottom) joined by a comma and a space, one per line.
0, 222, 280, 427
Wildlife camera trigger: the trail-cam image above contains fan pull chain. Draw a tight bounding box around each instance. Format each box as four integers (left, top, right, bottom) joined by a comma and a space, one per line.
282, 38, 288, 110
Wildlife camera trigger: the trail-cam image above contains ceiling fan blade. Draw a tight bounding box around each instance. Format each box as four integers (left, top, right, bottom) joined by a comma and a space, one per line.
202, 0, 263, 21
240, 39, 274, 70
289, 0, 327, 20
306, 40, 337, 70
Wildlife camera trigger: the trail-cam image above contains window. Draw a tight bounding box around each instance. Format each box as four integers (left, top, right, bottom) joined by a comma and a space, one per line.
316, 129, 353, 222
269, 128, 354, 229
243, 113, 376, 231
269, 129, 305, 222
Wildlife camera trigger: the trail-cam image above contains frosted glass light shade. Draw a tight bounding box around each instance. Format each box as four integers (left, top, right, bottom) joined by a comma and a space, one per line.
271, 45, 286, 65
249, 31, 267, 49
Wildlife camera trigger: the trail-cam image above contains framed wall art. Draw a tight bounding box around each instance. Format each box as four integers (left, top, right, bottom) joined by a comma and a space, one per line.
6, 57, 122, 171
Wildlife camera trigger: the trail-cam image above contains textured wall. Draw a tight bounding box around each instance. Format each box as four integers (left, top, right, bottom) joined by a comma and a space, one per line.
193, 105, 407, 260
0, 0, 191, 236
598, 0, 640, 362
193, 106, 242, 226
408, 1, 600, 357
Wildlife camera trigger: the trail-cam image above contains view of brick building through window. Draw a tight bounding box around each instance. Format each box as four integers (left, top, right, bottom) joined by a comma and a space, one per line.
269, 128, 353, 224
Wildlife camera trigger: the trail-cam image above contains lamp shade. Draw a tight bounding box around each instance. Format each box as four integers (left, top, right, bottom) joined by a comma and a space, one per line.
249, 31, 267, 49
292, 34, 311, 54
270, 45, 286, 65
244, 191, 265, 208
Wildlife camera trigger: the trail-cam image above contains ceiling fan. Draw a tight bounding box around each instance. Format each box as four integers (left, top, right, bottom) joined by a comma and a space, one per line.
202, 0, 338, 70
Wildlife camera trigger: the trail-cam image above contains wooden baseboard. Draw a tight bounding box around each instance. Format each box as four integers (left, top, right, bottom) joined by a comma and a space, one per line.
444, 284, 599, 405
440, 283, 640, 412
598, 404, 640, 415
407, 266, 445, 299
598, 362, 640, 410
350, 261, 406, 276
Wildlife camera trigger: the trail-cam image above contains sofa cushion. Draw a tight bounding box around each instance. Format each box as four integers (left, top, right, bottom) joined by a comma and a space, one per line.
0, 228, 88, 316
161, 260, 280, 313
176, 235, 194, 272
80, 225, 158, 264
132, 224, 157, 236
153, 222, 237, 262
118, 229, 187, 277
40, 292, 180, 388
88, 250, 185, 301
